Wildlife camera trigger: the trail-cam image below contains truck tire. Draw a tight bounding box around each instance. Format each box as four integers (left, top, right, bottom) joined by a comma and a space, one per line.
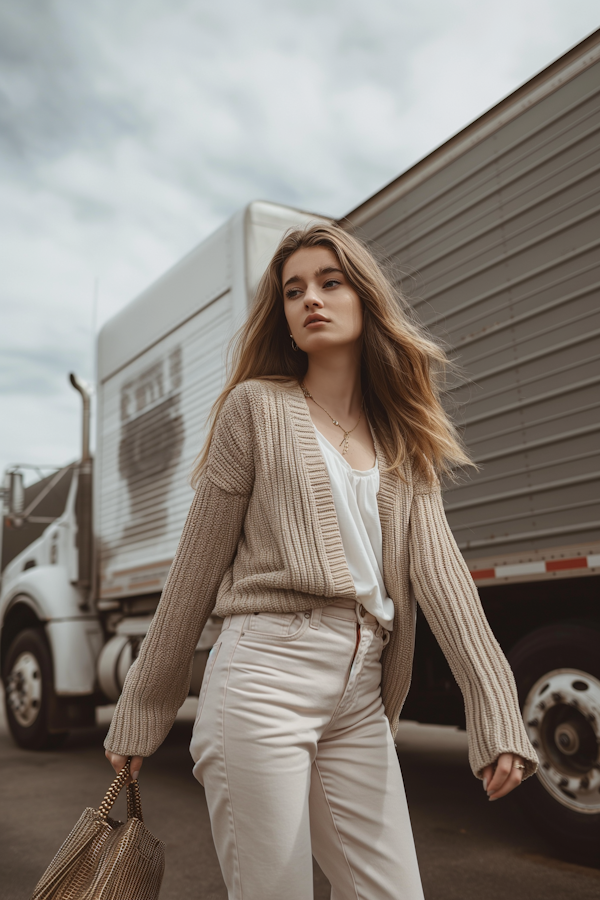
508, 623, 600, 865
3, 628, 68, 750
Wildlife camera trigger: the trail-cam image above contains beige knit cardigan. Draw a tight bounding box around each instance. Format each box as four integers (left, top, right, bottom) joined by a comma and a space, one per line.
104, 378, 538, 780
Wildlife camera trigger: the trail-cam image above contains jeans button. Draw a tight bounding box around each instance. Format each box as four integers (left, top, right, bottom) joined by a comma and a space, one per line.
304, 612, 310, 618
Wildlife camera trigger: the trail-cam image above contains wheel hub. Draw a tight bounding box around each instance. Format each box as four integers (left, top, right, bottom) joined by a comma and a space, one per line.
6, 652, 42, 727
554, 721, 580, 755
523, 668, 600, 814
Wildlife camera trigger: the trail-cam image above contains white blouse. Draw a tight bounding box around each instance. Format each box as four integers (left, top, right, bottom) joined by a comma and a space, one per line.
313, 425, 395, 630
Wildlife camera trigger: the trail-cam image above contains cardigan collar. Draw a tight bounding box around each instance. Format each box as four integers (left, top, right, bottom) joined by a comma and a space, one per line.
283, 381, 405, 601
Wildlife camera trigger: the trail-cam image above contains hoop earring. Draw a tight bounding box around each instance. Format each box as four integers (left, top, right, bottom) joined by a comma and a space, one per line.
290, 334, 299, 352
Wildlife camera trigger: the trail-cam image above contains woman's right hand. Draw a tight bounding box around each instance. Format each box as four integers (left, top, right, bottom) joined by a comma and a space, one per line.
105, 749, 144, 784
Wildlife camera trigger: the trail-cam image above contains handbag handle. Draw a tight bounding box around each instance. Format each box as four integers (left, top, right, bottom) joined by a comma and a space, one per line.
97, 757, 144, 823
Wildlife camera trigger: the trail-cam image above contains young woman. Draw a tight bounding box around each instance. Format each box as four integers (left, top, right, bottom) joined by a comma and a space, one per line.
105, 224, 538, 900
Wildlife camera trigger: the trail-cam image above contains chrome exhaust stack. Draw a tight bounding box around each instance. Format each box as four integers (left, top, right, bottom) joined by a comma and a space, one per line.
69, 373, 93, 593
69, 373, 92, 463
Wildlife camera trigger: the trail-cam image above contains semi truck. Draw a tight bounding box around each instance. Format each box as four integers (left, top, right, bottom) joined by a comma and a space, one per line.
0, 200, 325, 747
1, 29, 599, 859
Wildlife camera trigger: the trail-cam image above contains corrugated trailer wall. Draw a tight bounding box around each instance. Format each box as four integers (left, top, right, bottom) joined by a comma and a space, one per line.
97, 292, 234, 600
95, 210, 241, 603
345, 36, 600, 569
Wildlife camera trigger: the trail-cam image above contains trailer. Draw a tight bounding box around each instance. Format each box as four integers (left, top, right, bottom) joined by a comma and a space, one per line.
340, 29, 600, 858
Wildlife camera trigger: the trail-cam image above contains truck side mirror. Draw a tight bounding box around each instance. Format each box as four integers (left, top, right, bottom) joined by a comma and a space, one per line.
8, 471, 25, 518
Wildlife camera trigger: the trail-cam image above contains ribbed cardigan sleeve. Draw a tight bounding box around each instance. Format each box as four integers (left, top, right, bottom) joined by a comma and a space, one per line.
408, 482, 538, 781
103, 387, 254, 757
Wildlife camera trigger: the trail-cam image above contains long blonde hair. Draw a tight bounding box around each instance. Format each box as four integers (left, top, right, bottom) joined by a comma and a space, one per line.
190, 223, 475, 489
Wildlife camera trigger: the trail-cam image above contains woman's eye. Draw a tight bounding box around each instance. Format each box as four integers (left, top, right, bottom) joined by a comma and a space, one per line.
285, 288, 301, 299
323, 280, 340, 289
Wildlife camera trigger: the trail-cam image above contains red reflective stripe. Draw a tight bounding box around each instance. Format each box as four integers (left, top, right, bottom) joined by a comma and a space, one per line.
469, 556, 591, 581
470, 568, 495, 580
545, 557, 588, 571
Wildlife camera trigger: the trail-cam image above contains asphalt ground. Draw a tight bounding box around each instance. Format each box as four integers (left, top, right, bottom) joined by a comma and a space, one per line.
1, 695, 599, 900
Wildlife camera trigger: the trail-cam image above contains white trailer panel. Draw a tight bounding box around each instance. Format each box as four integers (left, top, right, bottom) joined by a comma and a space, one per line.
95, 201, 325, 602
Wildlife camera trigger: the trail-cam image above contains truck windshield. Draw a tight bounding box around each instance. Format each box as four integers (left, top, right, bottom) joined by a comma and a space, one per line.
1, 465, 75, 572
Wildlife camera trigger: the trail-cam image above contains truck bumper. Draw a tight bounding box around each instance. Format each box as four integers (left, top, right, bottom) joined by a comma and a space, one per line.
45, 618, 104, 694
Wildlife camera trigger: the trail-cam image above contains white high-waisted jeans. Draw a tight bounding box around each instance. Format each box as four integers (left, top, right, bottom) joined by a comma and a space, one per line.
189, 600, 424, 900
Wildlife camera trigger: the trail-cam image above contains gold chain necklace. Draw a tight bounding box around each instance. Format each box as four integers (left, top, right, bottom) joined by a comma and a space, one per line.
300, 381, 364, 456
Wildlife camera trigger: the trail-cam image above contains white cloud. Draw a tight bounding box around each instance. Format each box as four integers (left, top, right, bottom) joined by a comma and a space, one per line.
0, 0, 598, 480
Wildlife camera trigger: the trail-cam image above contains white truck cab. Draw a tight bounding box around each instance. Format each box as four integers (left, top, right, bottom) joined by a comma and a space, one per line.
1, 456, 104, 747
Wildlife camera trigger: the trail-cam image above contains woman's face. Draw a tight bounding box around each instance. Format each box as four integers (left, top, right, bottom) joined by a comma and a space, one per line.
282, 246, 363, 355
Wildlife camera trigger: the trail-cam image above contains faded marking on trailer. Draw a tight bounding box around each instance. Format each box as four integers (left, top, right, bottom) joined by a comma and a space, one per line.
111, 559, 174, 577
99, 559, 174, 599
118, 346, 184, 542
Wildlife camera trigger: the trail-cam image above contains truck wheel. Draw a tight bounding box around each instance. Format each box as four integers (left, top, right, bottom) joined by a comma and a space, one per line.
508, 623, 600, 865
3, 628, 68, 750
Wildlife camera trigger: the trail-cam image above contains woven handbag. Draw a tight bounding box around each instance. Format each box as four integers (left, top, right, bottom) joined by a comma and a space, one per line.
30, 757, 165, 900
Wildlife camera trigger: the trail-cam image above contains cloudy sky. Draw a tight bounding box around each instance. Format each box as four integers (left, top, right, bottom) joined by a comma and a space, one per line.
1, 0, 598, 482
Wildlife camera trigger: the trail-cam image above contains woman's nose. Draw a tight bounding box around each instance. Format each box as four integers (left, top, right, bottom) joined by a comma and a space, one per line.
304, 288, 324, 308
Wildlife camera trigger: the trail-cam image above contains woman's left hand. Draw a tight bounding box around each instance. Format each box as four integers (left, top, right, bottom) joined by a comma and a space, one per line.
482, 753, 524, 800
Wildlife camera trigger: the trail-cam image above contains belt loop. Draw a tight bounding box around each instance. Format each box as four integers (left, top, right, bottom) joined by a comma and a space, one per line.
310, 606, 323, 630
